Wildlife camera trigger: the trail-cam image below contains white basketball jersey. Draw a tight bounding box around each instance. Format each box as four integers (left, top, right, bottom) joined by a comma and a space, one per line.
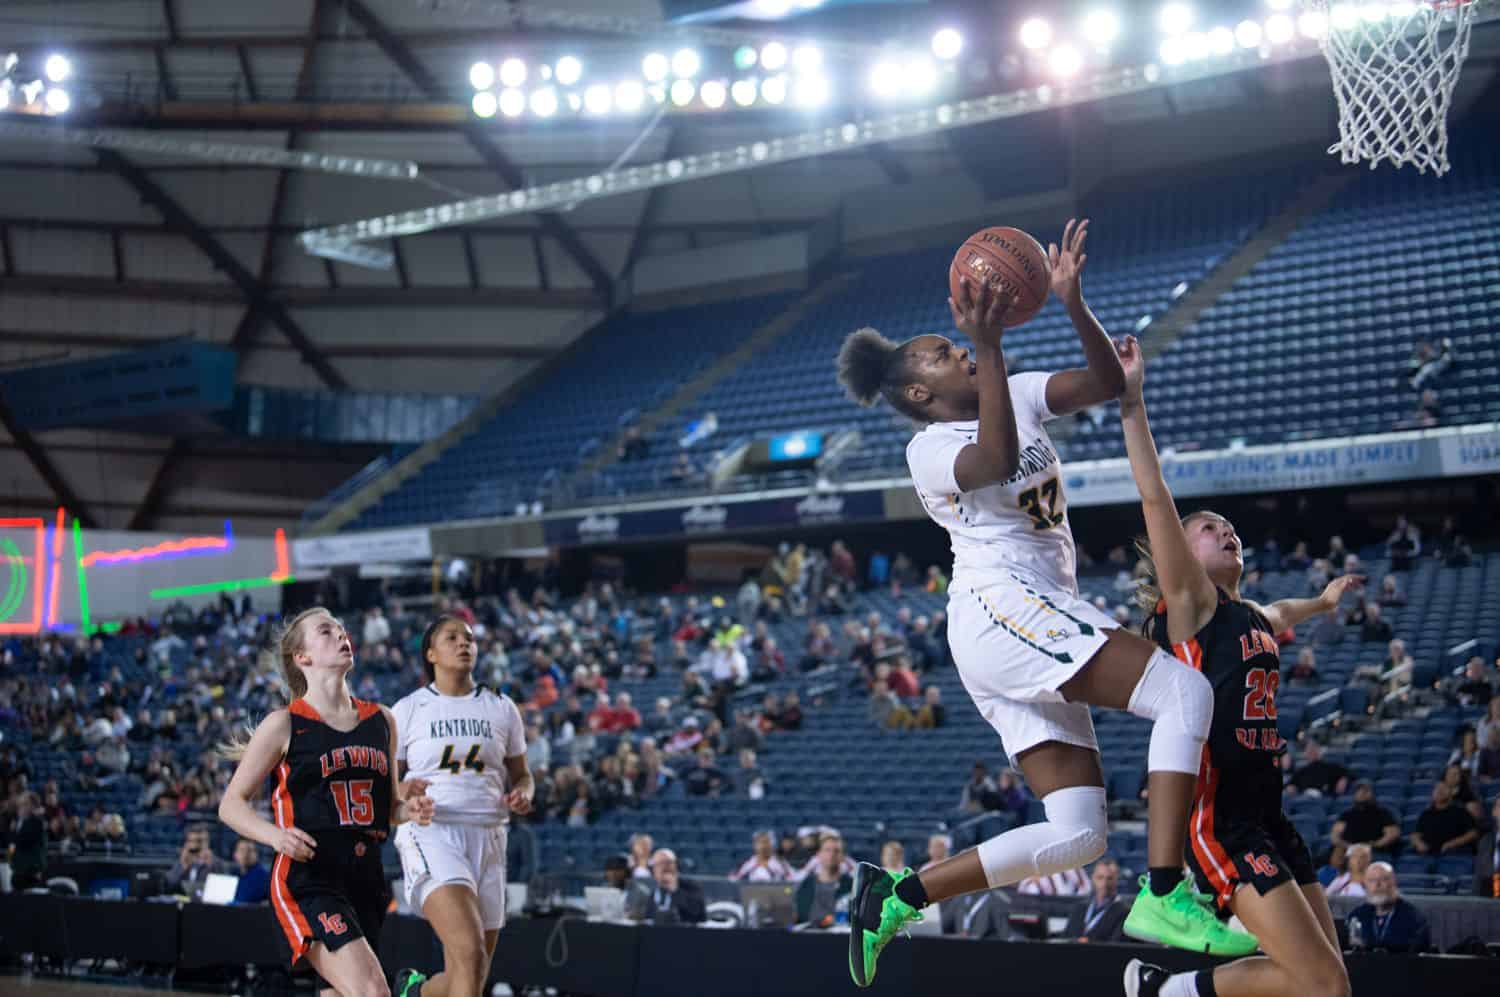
906, 370, 1080, 595
391, 685, 526, 827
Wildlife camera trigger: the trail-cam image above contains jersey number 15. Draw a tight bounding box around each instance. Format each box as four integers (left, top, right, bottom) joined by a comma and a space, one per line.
330, 779, 375, 826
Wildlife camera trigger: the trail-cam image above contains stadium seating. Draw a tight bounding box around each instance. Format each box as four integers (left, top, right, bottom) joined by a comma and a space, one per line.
5, 547, 1493, 896
346, 293, 798, 529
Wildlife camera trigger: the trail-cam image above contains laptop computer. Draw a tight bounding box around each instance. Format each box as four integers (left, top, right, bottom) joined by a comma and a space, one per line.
584, 886, 627, 922
739, 882, 797, 928
200, 872, 239, 905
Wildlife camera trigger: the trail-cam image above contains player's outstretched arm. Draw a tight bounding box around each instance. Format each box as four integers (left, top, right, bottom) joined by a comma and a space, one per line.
1044, 219, 1126, 416
1117, 337, 1217, 634
948, 276, 1023, 490
1260, 575, 1364, 633
219, 709, 316, 861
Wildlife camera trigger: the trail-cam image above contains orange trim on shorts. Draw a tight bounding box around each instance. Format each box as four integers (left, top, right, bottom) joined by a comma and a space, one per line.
1189, 755, 1239, 909
270, 760, 314, 961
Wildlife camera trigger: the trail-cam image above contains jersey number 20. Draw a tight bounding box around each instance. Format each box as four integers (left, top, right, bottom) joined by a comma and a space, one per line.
439, 744, 486, 775
1242, 668, 1279, 721
330, 779, 375, 826
1017, 476, 1065, 531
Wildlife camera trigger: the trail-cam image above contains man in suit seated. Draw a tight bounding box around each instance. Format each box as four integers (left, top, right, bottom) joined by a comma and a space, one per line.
1064, 856, 1128, 943
940, 888, 1015, 940
626, 848, 706, 925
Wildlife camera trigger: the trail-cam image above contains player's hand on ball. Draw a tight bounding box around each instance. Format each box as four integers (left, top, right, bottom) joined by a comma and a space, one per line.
1117, 335, 1144, 404
948, 276, 1018, 349
506, 787, 534, 816
276, 826, 317, 862
1319, 574, 1365, 611
1048, 217, 1089, 307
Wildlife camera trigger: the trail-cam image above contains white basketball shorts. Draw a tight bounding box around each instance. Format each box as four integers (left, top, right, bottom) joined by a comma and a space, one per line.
396, 821, 509, 930
947, 570, 1117, 765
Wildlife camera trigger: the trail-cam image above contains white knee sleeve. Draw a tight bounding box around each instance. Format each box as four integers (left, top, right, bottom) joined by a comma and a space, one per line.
1128, 648, 1212, 776
975, 785, 1108, 888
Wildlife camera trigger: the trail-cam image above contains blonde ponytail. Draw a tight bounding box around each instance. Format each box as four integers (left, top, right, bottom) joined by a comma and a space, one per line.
217, 607, 328, 760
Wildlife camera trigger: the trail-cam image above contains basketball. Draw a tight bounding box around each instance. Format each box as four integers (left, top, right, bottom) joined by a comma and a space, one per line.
948, 226, 1051, 327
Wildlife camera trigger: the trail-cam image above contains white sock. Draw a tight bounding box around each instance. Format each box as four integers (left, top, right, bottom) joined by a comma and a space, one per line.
1160, 973, 1202, 997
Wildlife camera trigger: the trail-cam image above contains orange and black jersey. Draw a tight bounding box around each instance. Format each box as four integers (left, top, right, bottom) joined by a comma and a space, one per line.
1147, 589, 1285, 820
273, 698, 393, 837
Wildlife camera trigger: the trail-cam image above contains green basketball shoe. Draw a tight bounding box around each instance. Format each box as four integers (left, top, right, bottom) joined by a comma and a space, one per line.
1123, 876, 1259, 956
848, 862, 924, 988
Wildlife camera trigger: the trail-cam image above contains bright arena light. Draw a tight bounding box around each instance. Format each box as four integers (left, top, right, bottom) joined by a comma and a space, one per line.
700, 79, 727, 108
670, 79, 696, 106
1299, 10, 1329, 37
469, 61, 494, 90
932, 28, 964, 60
1082, 9, 1121, 48
792, 45, 823, 73
1019, 17, 1053, 51
44, 54, 71, 83
731, 78, 758, 106
499, 58, 527, 88
615, 80, 645, 112
1208, 26, 1235, 55
44, 87, 71, 114
793, 74, 831, 106
555, 56, 582, 86
471, 90, 498, 117
642, 52, 669, 82
1158, 3, 1195, 36
1389, 2, 1417, 16
1184, 31, 1210, 60
1360, 4, 1388, 22
756, 0, 792, 13
1330, 4, 1360, 30
583, 83, 612, 114
761, 42, 789, 71
1266, 0, 1293, 10
734, 46, 758, 70
498, 88, 526, 117
1265, 13, 1296, 43
869, 60, 901, 97
761, 74, 788, 105
529, 87, 558, 117
672, 49, 701, 78
1159, 36, 1188, 65
1048, 44, 1083, 77
905, 57, 938, 96
1235, 19, 1263, 48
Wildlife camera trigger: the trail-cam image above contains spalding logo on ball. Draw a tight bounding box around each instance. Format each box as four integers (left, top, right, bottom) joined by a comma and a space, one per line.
948, 226, 1050, 328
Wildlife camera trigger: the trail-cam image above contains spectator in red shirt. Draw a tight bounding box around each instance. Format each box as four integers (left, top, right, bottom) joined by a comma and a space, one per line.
829, 540, 856, 586
589, 692, 642, 734
887, 653, 921, 699
611, 692, 642, 732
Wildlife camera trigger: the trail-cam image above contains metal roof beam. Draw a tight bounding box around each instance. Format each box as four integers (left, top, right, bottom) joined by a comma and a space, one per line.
94, 147, 349, 390
333, 0, 615, 301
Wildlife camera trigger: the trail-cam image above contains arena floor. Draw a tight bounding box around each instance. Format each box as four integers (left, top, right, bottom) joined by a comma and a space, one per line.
5, 982, 157, 997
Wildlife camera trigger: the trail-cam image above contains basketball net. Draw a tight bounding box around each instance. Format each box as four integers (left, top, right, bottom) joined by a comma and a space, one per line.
1309, 1, 1480, 175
